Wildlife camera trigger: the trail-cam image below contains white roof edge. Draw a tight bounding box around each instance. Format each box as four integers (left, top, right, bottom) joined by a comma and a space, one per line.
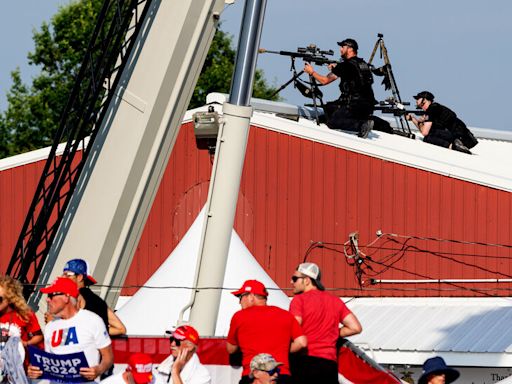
346, 296, 512, 306
363, 350, 512, 367
0, 138, 89, 171
3, 97, 511, 194
199, 94, 512, 193
205, 92, 512, 142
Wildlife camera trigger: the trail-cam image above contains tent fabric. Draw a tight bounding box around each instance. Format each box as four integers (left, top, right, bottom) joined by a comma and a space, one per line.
114, 207, 401, 383
116, 207, 291, 337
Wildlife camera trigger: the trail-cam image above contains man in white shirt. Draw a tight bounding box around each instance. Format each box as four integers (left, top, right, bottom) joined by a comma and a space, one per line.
155, 325, 210, 384
27, 277, 113, 383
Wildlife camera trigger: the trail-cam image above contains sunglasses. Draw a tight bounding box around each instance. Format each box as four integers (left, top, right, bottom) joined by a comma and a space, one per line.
291, 276, 304, 283
238, 293, 250, 303
263, 367, 280, 376
48, 292, 66, 299
0, 296, 4, 304
169, 337, 182, 346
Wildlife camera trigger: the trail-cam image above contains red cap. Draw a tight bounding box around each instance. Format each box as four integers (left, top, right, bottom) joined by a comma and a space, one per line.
231, 279, 268, 297
127, 353, 153, 384
40, 277, 79, 298
172, 325, 200, 345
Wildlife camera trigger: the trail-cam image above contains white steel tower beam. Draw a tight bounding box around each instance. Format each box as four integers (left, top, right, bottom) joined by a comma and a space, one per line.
36, 0, 227, 308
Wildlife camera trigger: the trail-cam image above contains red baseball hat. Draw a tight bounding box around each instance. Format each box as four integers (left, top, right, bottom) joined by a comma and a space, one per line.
172, 325, 200, 345
40, 277, 79, 298
231, 279, 268, 297
126, 353, 154, 384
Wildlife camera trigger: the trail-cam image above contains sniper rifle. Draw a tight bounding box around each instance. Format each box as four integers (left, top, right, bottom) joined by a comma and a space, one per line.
259, 44, 339, 125
375, 98, 426, 117
259, 44, 339, 66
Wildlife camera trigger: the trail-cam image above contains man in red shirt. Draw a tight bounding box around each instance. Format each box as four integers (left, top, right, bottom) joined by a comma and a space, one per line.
289, 263, 362, 384
226, 280, 307, 384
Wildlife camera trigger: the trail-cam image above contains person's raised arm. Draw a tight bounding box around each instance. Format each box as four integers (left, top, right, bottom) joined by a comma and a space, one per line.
304, 63, 338, 85
107, 307, 127, 336
226, 342, 239, 354
290, 335, 307, 353
339, 313, 362, 338
407, 114, 432, 137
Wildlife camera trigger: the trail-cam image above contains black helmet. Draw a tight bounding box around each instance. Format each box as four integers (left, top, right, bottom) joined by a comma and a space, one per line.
413, 91, 434, 101
337, 38, 358, 51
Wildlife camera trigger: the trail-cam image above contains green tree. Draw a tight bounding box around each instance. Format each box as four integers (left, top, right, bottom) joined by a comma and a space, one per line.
0, 1, 278, 159
190, 28, 278, 108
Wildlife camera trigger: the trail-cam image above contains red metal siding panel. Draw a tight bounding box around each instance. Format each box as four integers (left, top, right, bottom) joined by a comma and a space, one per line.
0, 161, 45, 272
1, 123, 511, 299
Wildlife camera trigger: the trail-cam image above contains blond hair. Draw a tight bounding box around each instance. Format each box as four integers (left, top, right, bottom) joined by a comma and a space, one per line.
0, 275, 32, 322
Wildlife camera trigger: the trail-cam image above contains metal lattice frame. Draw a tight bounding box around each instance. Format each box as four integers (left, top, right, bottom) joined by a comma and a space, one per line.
7, 0, 153, 298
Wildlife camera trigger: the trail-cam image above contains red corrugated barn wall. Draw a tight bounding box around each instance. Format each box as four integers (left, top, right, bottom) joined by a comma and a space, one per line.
1, 122, 511, 297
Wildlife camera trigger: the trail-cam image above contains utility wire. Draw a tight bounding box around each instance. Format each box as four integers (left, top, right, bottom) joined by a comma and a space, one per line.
366, 258, 500, 298
380, 232, 512, 250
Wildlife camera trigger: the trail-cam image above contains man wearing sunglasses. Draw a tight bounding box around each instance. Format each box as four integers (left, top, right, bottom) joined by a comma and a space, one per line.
289, 263, 362, 384
249, 354, 282, 384
227, 280, 307, 384
154, 325, 210, 384
27, 277, 113, 382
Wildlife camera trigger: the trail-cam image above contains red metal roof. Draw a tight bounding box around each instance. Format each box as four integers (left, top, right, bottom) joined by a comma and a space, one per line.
1, 121, 511, 297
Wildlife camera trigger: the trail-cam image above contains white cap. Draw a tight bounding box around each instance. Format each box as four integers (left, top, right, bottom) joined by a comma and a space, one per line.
297, 262, 325, 290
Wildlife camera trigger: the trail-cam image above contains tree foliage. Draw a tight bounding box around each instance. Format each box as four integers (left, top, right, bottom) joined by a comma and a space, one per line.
0, 1, 278, 159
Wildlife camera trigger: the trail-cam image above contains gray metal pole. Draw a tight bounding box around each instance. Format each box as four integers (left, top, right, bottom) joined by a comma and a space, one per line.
187, 0, 267, 335
229, 0, 267, 106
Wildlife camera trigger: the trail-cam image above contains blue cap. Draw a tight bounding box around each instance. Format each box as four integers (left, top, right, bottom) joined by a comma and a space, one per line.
63, 259, 97, 285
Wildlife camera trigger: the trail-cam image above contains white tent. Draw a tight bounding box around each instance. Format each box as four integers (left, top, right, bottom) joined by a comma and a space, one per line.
116, 207, 291, 336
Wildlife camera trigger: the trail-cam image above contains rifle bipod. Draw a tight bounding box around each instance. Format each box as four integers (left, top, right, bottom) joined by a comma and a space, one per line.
261, 49, 327, 125
369, 33, 415, 139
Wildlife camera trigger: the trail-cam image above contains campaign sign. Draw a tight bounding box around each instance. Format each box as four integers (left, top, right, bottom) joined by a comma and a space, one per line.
29, 346, 91, 383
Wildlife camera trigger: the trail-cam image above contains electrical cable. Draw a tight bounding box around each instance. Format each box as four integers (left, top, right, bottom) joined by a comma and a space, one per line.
380, 232, 512, 250
366, 258, 501, 298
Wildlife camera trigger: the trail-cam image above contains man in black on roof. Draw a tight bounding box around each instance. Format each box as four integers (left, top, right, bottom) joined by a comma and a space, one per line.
406, 91, 478, 154
303, 38, 377, 138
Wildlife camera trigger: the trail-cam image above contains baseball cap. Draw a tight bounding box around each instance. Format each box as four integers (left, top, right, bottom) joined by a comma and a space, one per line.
231, 279, 268, 297
170, 325, 200, 345
40, 277, 79, 298
250, 353, 283, 372
413, 91, 434, 101
297, 262, 325, 291
63, 259, 97, 285
126, 353, 154, 384
337, 38, 358, 51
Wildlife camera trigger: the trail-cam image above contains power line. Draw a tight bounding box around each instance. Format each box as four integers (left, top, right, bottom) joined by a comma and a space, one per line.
365, 258, 501, 298
380, 232, 512, 250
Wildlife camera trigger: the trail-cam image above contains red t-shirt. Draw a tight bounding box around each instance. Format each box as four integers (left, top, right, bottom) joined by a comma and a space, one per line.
0, 310, 42, 344
0, 309, 43, 366
227, 305, 304, 376
289, 290, 352, 362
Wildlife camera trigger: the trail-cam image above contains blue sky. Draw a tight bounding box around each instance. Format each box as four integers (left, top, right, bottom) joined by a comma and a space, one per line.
1, 0, 511, 131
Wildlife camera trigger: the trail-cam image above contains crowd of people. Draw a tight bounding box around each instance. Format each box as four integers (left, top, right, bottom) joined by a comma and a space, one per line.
304, 37, 478, 154
0, 259, 461, 384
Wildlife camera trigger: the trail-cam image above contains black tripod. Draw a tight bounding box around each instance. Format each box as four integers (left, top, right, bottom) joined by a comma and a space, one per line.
270, 57, 325, 125
369, 33, 415, 138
